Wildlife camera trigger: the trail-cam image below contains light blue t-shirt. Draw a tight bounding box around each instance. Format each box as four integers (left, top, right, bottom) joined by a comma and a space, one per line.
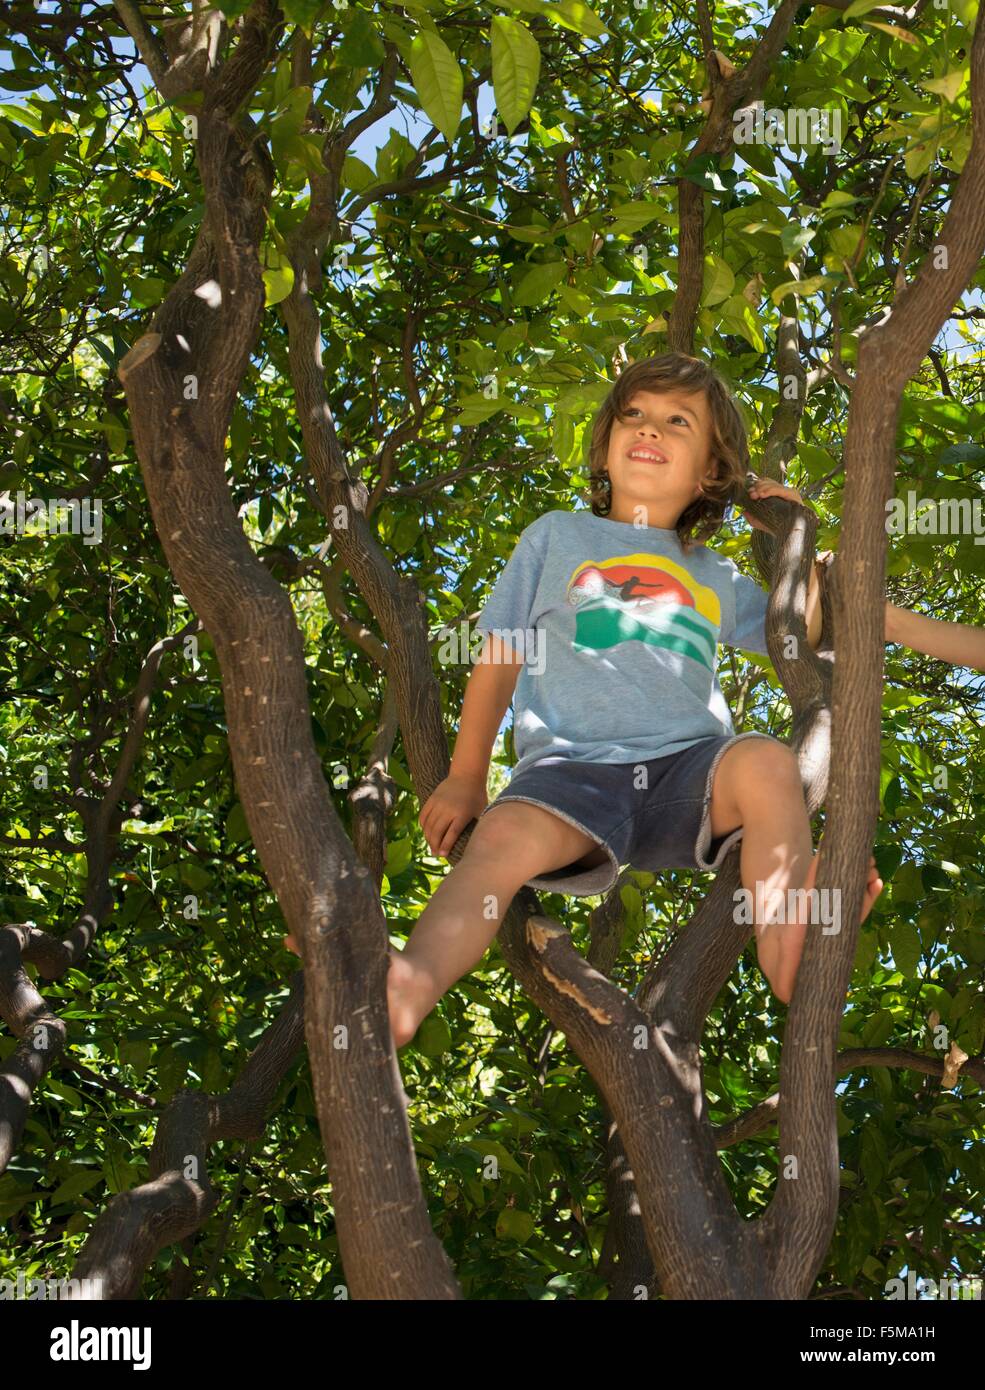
473, 508, 771, 778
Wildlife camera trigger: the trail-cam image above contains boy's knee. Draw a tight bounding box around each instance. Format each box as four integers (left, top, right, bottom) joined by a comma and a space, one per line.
732, 738, 803, 804
758, 738, 800, 777
464, 801, 596, 880
465, 803, 542, 859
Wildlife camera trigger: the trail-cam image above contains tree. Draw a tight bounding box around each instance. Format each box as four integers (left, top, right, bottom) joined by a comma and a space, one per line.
1, 0, 983, 1300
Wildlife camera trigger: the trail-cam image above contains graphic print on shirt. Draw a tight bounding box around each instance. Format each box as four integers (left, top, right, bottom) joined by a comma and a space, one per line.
566, 552, 722, 672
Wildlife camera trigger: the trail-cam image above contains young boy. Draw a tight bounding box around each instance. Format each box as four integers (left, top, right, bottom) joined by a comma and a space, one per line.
297, 353, 982, 1046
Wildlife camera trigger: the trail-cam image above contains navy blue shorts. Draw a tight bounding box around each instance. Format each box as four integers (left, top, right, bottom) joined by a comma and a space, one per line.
478, 731, 778, 897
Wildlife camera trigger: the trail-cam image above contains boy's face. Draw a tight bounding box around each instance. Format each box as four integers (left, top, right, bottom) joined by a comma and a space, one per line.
603, 387, 719, 529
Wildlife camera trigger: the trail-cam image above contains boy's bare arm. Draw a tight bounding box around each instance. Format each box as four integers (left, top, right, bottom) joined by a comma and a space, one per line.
886, 602, 985, 671
448, 634, 526, 781
806, 565, 822, 649
805, 560, 982, 671
420, 635, 525, 857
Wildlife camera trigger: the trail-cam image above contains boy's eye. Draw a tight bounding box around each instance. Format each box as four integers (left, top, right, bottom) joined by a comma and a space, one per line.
623, 408, 690, 426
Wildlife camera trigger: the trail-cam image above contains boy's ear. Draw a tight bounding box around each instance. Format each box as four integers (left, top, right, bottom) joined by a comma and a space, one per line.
699, 456, 723, 493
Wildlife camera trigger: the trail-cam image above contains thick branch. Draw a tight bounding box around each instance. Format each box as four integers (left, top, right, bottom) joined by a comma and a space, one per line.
71, 973, 307, 1297
112, 0, 170, 89
714, 1047, 985, 1149
667, 0, 804, 352
758, 1, 985, 1292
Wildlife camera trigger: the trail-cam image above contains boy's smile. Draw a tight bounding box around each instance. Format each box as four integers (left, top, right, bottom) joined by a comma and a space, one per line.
604, 387, 718, 529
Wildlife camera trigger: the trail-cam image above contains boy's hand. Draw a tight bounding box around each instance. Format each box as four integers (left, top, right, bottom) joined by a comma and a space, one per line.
742, 475, 811, 532
419, 772, 488, 859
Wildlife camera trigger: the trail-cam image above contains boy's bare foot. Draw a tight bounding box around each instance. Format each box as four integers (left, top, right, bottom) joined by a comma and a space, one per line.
801, 850, 883, 925
387, 949, 436, 1050
283, 933, 433, 1051
758, 851, 884, 1004
860, 855, 884, 924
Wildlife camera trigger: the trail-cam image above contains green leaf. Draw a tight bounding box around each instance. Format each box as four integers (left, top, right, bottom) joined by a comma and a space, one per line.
0, 1189, 34, 1221
407, 30, 463, 145
821, 190, 865, 212
860, 1125, 889, 1185
681, 155, 732, 193
781, 224, 816, 260
44, 1079, 84, 1108
501, 398, 542, 425
490, 17, 541, 136
863, 19, 921, 45
513, 260, 566, 306
415, 1013, 452, 1056
860, 1007, 894, 1046
391, 512, 421, 554
103, 1139, 137, 1195
281, 0, 321, 30
341, 155, 376, 193
883, 774, 903, 816
554, 0, 607, 38
509, 0, 608, 39
904, 136, 938, 180
891, 919, 922, 977
495, 1207, 536, 1243
795, 443, 839, 477
336, 7, 387, 67
718, 1058, 748, 1100
375, 128, 417, 183
841, 0, 890, 17
120, 1040, 152, 1077
0, 71, 47, 93
173, 754, 225, 791
827, 223, 866, 260
718, 294, 765, 353
922, 70, 965, 104
854, 925, 879, 975
770, 273, 830, 306
262, 245, 294, 307
552, 410, 576, 464
466, 1137, 526, 1177
874, 842, 904, 882
180, 861, 213, 892
938, 442, 985, 467
50, 1168, 103, 1204
225, 801, 250, 844
385, 837, 414, 878
607, 200, 664, 233
156, 1050, 190, 1098
0, 102, 45, 131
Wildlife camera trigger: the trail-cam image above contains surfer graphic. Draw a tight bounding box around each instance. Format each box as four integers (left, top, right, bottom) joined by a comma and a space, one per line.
566, 554, 719, 671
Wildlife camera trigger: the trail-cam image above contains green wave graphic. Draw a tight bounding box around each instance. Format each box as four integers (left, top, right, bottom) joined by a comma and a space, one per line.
571, 602, 717, 670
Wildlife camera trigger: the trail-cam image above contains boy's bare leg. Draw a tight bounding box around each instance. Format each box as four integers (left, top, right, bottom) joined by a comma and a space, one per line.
737, 779, 814, 1003
284, 802, 606, 1047
709, 740, 884, 1002
760, 844, 884, 1000
388, 802, 606, 1047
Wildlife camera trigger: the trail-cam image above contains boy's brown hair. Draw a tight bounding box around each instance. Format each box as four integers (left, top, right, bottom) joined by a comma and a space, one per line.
585, 352, 751, 553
